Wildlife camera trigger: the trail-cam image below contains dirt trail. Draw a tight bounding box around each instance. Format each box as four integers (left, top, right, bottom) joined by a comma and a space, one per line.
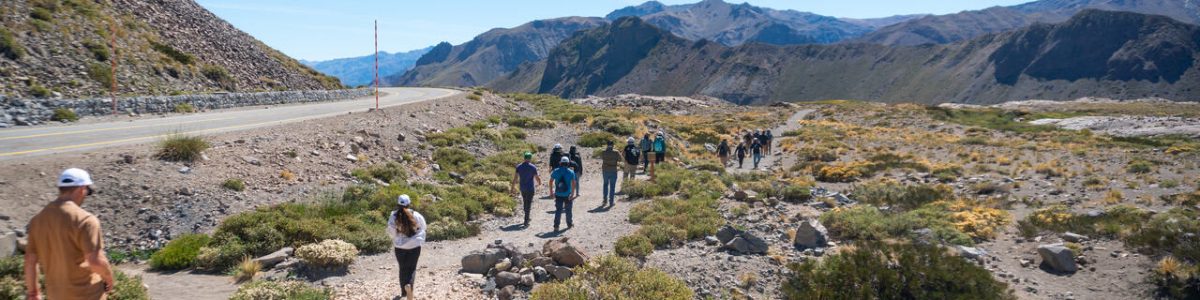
729, 109, 814, 173
119, 265, 238, 300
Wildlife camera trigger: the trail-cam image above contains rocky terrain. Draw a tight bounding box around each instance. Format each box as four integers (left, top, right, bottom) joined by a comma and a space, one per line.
0, 0, 342, 99
493, 10, 1200, 104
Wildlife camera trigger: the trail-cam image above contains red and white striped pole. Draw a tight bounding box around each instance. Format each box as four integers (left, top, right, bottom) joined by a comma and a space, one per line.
110, 20, 117, 115
374, 19, 379, 110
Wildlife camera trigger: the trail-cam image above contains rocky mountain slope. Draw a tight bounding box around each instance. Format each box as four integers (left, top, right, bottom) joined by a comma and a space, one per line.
387, 17, 607, 87
857, 0, 1200, 45
303, 47, 431, 87
0, 0, 342, 99
393, 0, 923, 88
492, 10, 1200, 104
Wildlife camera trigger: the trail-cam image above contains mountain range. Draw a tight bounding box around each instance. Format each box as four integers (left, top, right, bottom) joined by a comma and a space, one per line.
491, 10, 1200, 104
302, 47, 431, 87
0, 0, 342, 98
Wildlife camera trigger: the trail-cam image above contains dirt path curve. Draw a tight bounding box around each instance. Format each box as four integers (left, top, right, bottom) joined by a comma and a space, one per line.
118, 265, 239, 300
329, 150, 645, 299
729, 109, 815, 173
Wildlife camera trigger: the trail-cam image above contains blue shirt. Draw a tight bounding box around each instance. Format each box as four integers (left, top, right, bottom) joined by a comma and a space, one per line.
551, 167, 576, 197
515, 162, 538, 192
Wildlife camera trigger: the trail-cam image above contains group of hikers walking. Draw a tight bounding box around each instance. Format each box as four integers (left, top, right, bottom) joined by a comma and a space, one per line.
717, 128, 773, 169
511, 132, 668, 232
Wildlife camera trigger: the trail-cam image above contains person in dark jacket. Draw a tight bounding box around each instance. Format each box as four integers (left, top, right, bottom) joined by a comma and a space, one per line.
765, 130, 774, 153
651, 132, 666, 181
717, 139, 731, 167
568, 146, 583, 196
757, 129, 770, 153
599, 141, 622, 207
735, 142, 747, 168
639, 134, 652, 173
548, 144, 564, 197
622, 137, 639, 181
751, 139, 764, 169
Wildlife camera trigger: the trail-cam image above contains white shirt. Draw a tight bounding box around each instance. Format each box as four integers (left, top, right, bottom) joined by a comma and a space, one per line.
387, 209, 427, 249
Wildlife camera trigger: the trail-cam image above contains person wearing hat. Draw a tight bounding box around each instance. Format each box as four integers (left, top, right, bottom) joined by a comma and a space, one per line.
651, 131, 667, 180
512, 152, 542, 226
550, 156, 578, 231
599, 140, 622, 208
622, 137, 640, 181
387, 194, 426, 300
735, 141, 748, 169
25, 168, 114, 300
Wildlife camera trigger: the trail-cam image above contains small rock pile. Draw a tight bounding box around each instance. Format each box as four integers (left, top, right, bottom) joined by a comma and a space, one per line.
714, 225, 769, 255
460, 237, 589, 300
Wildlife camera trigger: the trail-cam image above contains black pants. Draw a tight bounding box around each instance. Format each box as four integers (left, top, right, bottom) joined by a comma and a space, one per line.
394, 247, 421, 290
520, 189, 534, 223
737, 155, 745, 168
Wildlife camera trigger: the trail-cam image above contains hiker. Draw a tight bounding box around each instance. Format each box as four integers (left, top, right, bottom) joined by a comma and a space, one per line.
743, 130, 753, 148
25, 168, 114, 300
651, 132, 666, 180
757, 128, 770, 153
751, 139, 764, 169
568, 146, 583, 191
639, 134, 652, 173
387, 194, 427, 300
550, 157, 578, 231
717, 139, 731, 167
512, 152, 542, 226
548, 144, 564, 197
622, 137, 640, 181
735, 142, 748, 168
765, 129, 774, 153
600, 140, 622, 207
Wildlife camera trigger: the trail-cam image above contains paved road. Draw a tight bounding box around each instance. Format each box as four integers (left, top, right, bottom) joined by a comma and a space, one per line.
0, 87, 458, 160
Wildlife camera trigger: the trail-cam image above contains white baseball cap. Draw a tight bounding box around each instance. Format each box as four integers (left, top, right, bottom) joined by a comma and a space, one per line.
560, 157, 571, 164
397, 194, 411, 206
58, 168, 93, 187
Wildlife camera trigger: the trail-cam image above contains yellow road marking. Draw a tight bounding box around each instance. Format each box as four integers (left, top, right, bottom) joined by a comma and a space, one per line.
0, 117, 236, 141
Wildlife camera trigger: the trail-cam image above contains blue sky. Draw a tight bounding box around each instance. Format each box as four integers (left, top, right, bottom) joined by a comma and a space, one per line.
196, 0, 1032, 61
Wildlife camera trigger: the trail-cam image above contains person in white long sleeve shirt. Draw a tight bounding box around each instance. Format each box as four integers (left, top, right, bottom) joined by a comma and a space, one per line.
387, 194, 426, 300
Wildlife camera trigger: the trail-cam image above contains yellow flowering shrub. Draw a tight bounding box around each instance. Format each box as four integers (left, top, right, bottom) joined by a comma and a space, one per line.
295, 239, 359, 268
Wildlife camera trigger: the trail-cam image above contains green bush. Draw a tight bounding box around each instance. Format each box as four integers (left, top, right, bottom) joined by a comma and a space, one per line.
223, 178, 246, 191
1126, 159, 1154, 174
295, 239, 358, 268
174, 103, 196, 113
51, 108, 79, 122
30, 7, 53, 21
157, 134, 210, 162
615, 235, 654, 258
201, 65, 235, 90
505, 115, 555, 129
779, 185, 813, 202
1019, 205, 1151, 239
109, 270, 150, 300
87, 62, 113, 86
820, 204, 974, 246
231, 280, 330, 300
0, 277, 20, 300
530, 255, 692, 300
30, 84, 52, 98
150, 233, 211, 270
850, 181, 952, 210
637, 224, 686, 248
351, 161, 407, 184
591, 115, 636, 136
426, 218, 480, 241
195, 240, 247, 272
1126, 208, 1199, 263
508, 93, 596, 124
83, 40, 109, 61
427, 127, 474, 147
151, 41, 194, 65
783, 242, 1015, 300
0, 28, 26, 60
579, 131, 616, 148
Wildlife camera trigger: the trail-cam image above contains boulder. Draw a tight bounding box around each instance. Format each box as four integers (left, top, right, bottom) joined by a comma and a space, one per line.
543, 238, 588, 267
495, 271, 521, 287
533, 266, 550, 282
0, 233, 16, 258
461, 248, 506, 274
1061, 232, 1088, 243
520, 273, 535, 287
716, 225, 740, 244
733, 189, 758, 201
793, 220, 827, 249
497, 285, 515, 300
1037, 243, 1077, 273
494, 258, 512, 273
547, 265, 573, 281
531, 256, 555, 269
723, 234, 769, 255
957, 245, 987, 261
253, 247, 294, 268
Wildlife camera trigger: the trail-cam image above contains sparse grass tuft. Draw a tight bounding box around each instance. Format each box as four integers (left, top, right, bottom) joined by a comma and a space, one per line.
174, 103, 196, 113
614, 235, 653, 258
233, 257, 260, 283
51, 108, 79, 122
530, 255, 692, 300
0, 28, 26, 60
157, 134, 209, 162
222, 178, 246, 191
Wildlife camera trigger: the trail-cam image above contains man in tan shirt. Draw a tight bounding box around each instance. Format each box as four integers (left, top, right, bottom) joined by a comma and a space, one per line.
25, 168, 114, 300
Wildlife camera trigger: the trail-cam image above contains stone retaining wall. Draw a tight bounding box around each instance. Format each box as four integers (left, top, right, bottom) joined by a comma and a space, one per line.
0, 89, 372, 127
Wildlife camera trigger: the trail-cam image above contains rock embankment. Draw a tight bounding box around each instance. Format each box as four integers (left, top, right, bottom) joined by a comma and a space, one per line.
1, 89, 370, 126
